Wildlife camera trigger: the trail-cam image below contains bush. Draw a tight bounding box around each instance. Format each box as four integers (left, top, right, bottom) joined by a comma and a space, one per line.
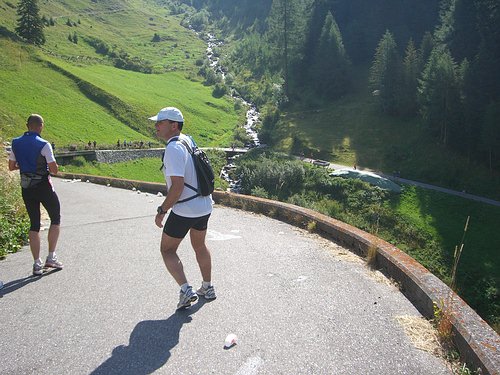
190, 9, 210, 31
0, 167, 29, 258
85, 36, 110, 55
212, 83, 227, 98
236, 150, 305, 200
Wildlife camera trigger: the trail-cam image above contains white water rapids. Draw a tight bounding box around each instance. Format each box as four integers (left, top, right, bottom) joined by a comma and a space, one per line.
205, 33, 261, 148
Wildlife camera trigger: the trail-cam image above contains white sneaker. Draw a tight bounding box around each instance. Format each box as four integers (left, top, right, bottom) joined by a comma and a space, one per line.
177, 286, 198, 309
197, 285, 216, 300
33, 262, 43, 276
45, 255, 63, 269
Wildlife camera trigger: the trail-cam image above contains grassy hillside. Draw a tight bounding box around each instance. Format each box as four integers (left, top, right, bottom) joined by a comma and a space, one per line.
0, 0, 242, 147
44, 58, 241, 146
0, 0, 204, 70
0, 39, 148, 144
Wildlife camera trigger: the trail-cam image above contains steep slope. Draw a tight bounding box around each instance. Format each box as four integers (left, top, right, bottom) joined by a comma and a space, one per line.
0, 0, 240, 146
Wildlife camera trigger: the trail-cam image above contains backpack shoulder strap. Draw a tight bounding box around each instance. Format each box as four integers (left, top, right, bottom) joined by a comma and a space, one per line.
165, 136, 199, 203
177, 138, 194, 154
167, 136, 194, 153
166, 136, 179, 146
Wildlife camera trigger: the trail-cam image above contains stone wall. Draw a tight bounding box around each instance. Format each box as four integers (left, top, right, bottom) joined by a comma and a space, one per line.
95, 149, 164, 164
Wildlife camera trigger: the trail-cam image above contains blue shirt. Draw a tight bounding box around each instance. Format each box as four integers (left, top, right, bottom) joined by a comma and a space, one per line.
11, 131, 51, 175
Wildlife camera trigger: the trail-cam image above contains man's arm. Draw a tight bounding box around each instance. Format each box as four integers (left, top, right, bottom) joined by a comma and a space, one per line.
155, 176, 184, 228
40, 143, 58, 175
47, 161, 58, 175
8, 160, 18, 171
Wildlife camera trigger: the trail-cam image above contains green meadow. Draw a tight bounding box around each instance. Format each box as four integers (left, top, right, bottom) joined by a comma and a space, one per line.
44, 58, 242, 146
0, 0, 205, 71
391, 186, 499, 325
59, 149, 228, 190
60, 157, 165, 183
0, 0, 242, 147
0, 39, 147, 144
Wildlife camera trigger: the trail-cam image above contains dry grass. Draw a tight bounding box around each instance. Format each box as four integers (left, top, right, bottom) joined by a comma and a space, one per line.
366, 242, 378, 268
396, 315, 444, 357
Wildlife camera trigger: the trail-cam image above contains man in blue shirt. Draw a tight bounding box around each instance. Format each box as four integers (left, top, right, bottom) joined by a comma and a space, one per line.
8, 114, 63, 276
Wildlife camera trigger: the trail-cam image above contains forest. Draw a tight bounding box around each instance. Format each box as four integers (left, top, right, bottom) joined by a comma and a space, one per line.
181, 0, 500, 172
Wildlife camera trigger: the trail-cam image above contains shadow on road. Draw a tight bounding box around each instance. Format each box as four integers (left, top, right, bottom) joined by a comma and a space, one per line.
90, 298, 208, 375
0, 269, 60, 298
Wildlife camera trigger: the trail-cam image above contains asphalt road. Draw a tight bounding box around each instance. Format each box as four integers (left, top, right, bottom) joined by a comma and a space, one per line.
0, 179, 452, 375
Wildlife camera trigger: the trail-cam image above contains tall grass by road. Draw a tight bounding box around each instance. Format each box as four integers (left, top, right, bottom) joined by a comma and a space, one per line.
0, 153, 29, 258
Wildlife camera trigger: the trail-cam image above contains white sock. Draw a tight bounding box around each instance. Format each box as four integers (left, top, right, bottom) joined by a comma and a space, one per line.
180, 283, 189, 293
202, 281, 212, 289
48, 252, 56, 259
34, 258, 43, 266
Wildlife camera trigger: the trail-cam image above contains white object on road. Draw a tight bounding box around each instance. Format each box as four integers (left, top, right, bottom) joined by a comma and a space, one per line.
224, 333, 238, 348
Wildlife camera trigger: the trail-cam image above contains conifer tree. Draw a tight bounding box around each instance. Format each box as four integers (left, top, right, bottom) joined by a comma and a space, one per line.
310, 11, 351, 99
418, 47, 462, 146
481, 101, 500, 171
435, 0, 480, 61
419, 31, 435, 68
267, 0, 306, 98
400, 39, 420, 115
15, 0, 45, 46
369, 30, 402, 114
301, 0, 329, 70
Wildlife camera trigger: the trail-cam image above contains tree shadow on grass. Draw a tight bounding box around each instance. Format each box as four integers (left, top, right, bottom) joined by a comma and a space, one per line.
90, 298, 208, 375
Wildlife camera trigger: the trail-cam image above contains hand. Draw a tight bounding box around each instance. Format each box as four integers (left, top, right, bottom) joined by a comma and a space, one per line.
155, 213, 165, 228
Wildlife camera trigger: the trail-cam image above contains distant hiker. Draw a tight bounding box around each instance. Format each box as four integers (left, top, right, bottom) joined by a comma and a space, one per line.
93, 140, 96, 149
117, 140, 120, 148
123, 140, 127, 148
51, 142, 56, 151
88, 141, 91, 148
8, 114, 63, 276
149, 106, 216, 309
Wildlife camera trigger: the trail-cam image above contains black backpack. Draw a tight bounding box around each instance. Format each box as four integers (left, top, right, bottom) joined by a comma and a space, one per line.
166, 136, 215, 203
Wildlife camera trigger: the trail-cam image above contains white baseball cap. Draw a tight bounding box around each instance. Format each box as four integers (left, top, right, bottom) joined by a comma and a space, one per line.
148, 107, 184, 122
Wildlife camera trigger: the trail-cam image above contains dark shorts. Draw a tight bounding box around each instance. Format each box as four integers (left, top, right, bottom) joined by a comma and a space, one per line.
163, 211, 211, 239
22, 179, 61, 232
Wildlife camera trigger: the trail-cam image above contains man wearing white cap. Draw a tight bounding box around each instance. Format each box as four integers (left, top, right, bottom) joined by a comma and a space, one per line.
149, 107, 216, 309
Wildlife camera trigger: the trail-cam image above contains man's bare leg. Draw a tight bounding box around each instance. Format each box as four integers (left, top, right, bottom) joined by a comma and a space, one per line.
160, 233, 187, 286
47, 224, 60, 253
28, 231, 41, 261
190, 228, 211, 282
